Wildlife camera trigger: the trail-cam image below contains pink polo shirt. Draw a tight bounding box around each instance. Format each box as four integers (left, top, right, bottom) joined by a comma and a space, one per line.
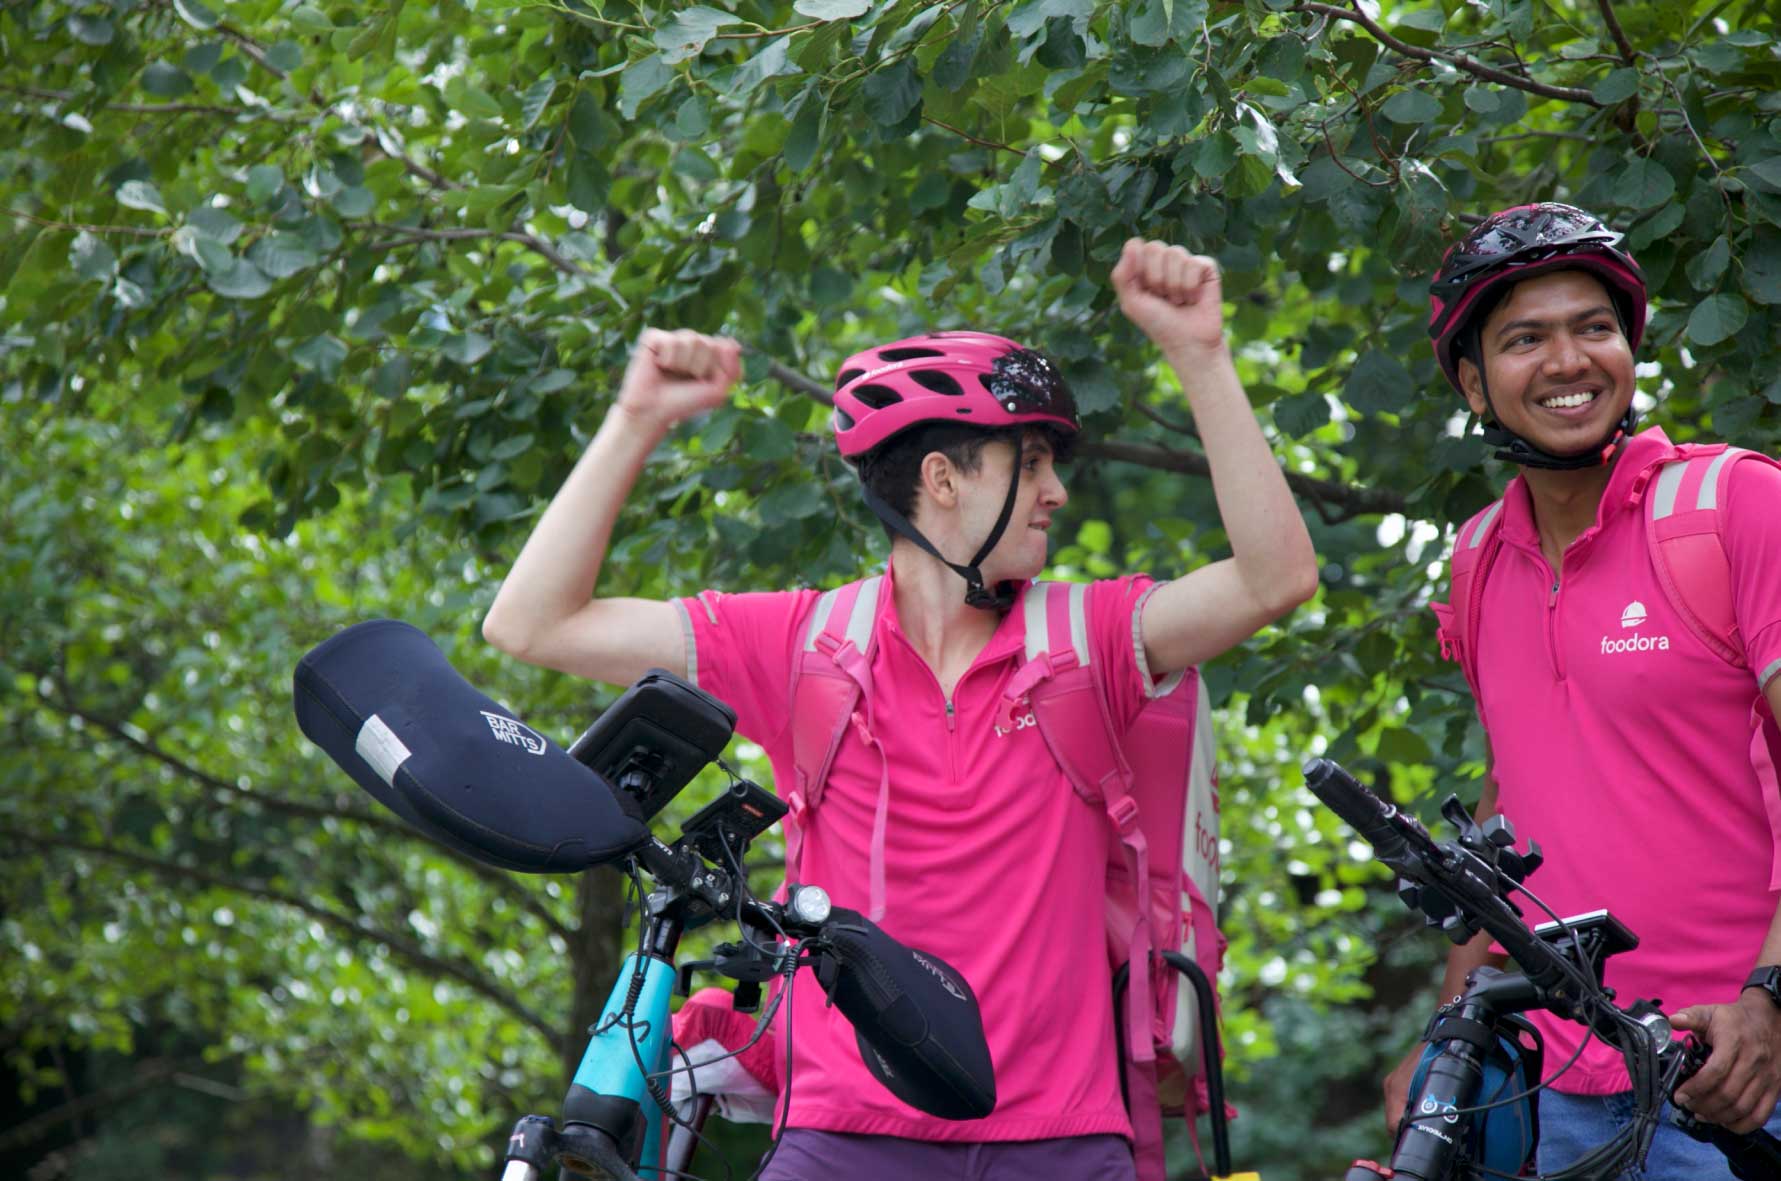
1462, 427, 1781, 1094
674, 566, 1159, 1141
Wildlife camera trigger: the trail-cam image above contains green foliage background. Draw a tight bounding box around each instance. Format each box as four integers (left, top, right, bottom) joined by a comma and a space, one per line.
4, 0, 1780, 1176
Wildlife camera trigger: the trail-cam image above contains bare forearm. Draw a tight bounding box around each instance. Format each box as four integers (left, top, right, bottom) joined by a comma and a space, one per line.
483, 407, 665, 654
1163, 341, 1317, 611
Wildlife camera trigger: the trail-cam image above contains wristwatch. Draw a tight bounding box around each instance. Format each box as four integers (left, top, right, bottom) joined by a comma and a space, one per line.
1743, 965, 1781, 1008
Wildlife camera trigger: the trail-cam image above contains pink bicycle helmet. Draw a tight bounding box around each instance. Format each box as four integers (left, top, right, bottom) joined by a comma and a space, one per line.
1429, 203, 1647, 393
1427, 203, 1647, 470
831, 331, 1079, 458
830, 331, 1080, 611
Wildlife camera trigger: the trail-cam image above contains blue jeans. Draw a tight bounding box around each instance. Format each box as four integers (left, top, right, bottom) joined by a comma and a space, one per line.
1538, 1090, 1781, 1179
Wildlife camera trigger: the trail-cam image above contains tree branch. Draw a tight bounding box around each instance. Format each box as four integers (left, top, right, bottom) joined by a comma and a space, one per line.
5, 209, 169, 238
1291, 1, 1600, 106
12, 833, 560, 1042
755, 354, 1405, 516
0, 1056, 195, 1152
1595, 0, 1638, 65
1077, 440, 1409, 519
34, 686, 574, 945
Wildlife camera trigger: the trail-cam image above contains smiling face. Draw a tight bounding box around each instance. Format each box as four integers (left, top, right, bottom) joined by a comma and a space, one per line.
1457, 269, 1637, 458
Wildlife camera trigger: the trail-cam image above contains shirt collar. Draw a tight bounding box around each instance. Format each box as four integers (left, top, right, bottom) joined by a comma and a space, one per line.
1497, 425, 1677, 546
876, 558, 1031, 667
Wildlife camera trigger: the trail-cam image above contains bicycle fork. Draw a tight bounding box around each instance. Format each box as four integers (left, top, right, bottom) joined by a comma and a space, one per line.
500, 952, 679, 1181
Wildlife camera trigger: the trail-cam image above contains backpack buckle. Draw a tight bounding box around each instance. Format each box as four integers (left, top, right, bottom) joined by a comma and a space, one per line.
1107, 795, 1141, 834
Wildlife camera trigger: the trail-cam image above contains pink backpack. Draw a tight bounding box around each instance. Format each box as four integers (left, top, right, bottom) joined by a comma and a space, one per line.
785, 576, 1226, 1181
1434, 444, 1781, 713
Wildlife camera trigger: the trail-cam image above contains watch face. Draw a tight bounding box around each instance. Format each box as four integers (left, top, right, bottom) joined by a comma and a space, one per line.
1747, 966, 1781, 1005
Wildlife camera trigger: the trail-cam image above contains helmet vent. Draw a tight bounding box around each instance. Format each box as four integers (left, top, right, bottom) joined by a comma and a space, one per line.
878, 347, 946, 362
835, 367, 866, 389
851, 383, 903, 410
833, 408, 856, 430
909, 370, 964, 396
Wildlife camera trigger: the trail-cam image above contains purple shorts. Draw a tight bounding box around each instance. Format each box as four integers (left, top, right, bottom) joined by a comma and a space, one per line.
757, 1129, 1136, 1181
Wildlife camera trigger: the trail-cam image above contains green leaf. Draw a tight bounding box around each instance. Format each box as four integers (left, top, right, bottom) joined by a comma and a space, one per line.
246, 165, 284, 204
756, 482, 825, 520
330, 185, 375, 218
116, 181, 167, 216
1008, 0, 1094, 40
289, 5, 334, 32
192, 237, 234, 274
186, 207, 243, 244
619, 54, 674, 120
70, 232, 117, 282
1273, 391, 1330, 437
1591, 67, 1640, 105
442, 332, 493, 366
1686, 293, 1748, 346
68, 14, 114, 45
1462, 86, 1501, 114
1343, 349, 1413, 415
247, 233, 321, 278
291, 335, 348, 379
530, 369, 576, 394
445, 76, 503, 120
520, 78, 557, 131
1379, 88, 1440, 125
1617, 158, 1675, 209
794, 0, 870, 15
655, 6, 738, 61
862, 60, 922, 126
1685, 235, 1730, 291
733, 36, 799, 96
1748, 157, 1781, 191
785, 100, 823, 172
173, 0, 221, 30
1742, 235, 1781, 305
265, 41, 303, 73
141, 62, 195, 97
205, 257, 273, 300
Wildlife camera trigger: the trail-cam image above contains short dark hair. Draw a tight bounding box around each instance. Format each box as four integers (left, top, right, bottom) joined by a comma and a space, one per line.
852, 423, 1075, 538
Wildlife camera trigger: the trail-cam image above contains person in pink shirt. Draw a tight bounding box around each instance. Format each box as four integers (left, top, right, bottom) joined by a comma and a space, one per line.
482, 238, 1318, 1180
1382, 203, 1781, 1176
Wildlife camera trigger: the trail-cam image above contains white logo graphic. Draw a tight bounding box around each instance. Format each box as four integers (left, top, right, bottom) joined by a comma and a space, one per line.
1600, 633, 1670, 655
993, 711, 1037, 738
482, 711, 547, 755
1620, 600, 1647, 628
911, 951, 968, 1002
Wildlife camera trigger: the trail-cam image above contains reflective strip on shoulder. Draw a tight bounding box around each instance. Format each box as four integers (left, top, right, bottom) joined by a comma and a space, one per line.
848, 576, 882, 650
1468, 501, 1504, 547
1150, 668, 1186, 699
1697, 448, 1742, 511
1761, 657, 1781, 690
1650, 459, 1692, 520
804, 587, 842, 652
672, 599, 700, 687
1024, 581, 1053, 662
1066, 581, 1090, 666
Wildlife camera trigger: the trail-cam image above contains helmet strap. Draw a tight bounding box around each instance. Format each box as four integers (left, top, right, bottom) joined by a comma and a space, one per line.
858, 459, 1023, 612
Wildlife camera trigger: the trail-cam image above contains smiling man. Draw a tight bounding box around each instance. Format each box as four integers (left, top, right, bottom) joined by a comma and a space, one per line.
481, 237, 1317, 1180
1380, 203, 1781, 1176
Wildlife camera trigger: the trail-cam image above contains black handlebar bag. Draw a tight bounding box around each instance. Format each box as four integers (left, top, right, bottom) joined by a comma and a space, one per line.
814, 909, 997, 1121
293, 619, 648, 872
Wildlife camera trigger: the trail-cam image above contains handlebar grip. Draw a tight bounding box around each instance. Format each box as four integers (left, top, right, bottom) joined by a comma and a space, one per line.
1303, 758, 1410, 864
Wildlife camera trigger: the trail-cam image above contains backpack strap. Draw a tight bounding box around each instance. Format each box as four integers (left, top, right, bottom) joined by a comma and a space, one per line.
1014, 582, 1169, 1181
1643, 444, 1747, 668
788, 576, 889, 916
1435, 497, 1508, 729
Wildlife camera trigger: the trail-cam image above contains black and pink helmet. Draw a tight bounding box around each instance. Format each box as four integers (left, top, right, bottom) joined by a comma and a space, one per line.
831, 331, 1079, 458
1428, 202, 1647, 393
